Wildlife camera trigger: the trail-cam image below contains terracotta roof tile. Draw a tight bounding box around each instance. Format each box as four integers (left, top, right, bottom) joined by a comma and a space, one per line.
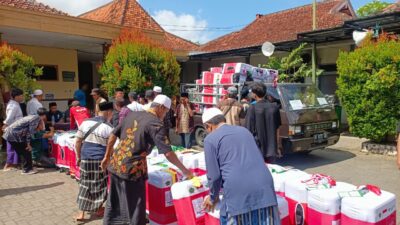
79, 0, 198, 52
199, 0, 355, 53
164, 32, 199, 51
0, 0, 68, 15
383, 0, 400, 13
79, 0, 163, 32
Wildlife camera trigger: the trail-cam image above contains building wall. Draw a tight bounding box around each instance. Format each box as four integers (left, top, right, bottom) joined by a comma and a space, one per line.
15, 44, 79, 99
14, 44, 78, 111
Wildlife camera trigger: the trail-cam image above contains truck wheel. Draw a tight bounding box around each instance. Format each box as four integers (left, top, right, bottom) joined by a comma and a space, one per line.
195, 127, 207, 147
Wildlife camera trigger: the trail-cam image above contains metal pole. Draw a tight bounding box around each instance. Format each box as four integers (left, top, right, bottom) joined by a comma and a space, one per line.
312, 0, 317, 84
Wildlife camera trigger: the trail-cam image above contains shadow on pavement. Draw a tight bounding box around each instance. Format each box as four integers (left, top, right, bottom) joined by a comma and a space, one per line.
275, 148, 356, 171
0, 182, 64, 197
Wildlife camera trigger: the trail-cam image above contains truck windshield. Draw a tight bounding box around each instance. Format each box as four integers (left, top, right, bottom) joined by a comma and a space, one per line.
277, 84, 332, 111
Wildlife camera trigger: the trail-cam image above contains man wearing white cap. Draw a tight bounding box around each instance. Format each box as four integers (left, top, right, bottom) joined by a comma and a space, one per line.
27, 89, 44, 115
153, 86, 162, 96
101, 95, 193, 225
201, 108, 280, 225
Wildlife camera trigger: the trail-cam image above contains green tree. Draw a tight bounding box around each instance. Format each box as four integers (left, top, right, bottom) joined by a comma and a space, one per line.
357, 0, 390, 17
99, 29, 181, 97
0, 43, 42, 97
263, 43, 323, 83
336, 36, 400, 142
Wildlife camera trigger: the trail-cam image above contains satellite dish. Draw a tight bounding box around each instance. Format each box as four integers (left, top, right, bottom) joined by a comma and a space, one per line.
262, 42, 275, 57
352, 30, 368, 46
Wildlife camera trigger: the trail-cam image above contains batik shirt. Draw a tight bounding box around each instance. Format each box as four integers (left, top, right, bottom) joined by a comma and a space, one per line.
3, 115, 41, 143
108, 110, 172, 181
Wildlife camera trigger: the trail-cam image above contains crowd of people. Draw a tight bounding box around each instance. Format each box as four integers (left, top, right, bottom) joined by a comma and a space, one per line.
2, 82, 285, 225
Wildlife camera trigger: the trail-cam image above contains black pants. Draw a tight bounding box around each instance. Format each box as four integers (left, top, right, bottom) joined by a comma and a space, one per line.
10, 142, 32, 172
103, 174, 146, 225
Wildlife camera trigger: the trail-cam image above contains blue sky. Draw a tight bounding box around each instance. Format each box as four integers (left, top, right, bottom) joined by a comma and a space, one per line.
38, 0, 396, 44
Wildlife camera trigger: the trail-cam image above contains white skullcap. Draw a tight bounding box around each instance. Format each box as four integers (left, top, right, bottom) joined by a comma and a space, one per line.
153, 94, 171, 109
153, 86, 162, 93
202, 108, 223, 123
33, 89, 43, 96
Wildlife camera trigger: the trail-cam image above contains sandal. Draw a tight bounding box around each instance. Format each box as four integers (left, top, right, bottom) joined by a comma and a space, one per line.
95, 207, 105, 217
74, 212, 85, 222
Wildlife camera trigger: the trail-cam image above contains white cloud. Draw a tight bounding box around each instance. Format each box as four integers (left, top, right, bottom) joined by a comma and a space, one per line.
36, 0, 111, 16
152, 10, 212, 44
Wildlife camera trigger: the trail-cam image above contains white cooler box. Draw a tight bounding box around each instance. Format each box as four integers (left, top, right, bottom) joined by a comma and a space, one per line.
307, 182, 356, 225
147, 170, 177, 225
341, 189, 396, 225
171, 175, 209, 225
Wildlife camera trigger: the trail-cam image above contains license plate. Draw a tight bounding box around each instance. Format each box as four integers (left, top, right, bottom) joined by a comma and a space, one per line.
314, 133, 325, 143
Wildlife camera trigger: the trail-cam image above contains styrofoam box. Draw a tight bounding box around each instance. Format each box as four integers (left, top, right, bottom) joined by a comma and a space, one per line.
307, 182, 356, 225
341, 190, 396, 225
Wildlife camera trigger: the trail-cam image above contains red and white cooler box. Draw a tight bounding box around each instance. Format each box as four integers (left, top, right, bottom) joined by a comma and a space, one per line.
267, 164, 309, 197
341, 188, 396, 225
202, 87, 217, 105
277, 195, 290, 225
307, 182, 356, 225
201, 72, 221, 84
210, 67, 222, 73
171, 175, 209, 225
251, 67, 278, 82
204, 196, 222, 225
147, 170, 177, 225
284, 172, 314, 225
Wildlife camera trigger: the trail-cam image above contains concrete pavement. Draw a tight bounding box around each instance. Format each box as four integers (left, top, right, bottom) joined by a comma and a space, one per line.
0, 135, 399, 224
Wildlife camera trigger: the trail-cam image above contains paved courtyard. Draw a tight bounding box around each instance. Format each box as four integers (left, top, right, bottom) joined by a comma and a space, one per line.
0, 136, 399, 225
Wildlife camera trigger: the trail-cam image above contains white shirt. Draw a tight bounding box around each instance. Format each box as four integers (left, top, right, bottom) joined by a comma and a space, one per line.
27, 97, 43, 115
143, 101, 152, 111
3, 100, 23, 126
127, 101, 144, 112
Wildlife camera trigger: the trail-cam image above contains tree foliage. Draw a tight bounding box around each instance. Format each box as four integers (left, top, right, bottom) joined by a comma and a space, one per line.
357, 0, 390, 17
263, 43, 323, 83
0, 43, 42, 97
99, 29, 181, 97
336, 35, 400, 142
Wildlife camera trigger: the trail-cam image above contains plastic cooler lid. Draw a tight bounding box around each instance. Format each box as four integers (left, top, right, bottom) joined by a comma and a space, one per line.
277, 195, 289, 218
283, 172, 313, 202
148, 170, 173, 188
341, 190, 396, 223
171, 175, 209, 200
307, 182, 356, 215
272, 169, 309, 194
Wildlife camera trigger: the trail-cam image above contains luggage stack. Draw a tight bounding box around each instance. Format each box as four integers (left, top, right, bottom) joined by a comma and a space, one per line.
191, 63, 279, 112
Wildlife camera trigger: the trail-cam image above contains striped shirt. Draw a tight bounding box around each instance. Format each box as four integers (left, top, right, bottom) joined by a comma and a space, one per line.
76, 117, 113, 160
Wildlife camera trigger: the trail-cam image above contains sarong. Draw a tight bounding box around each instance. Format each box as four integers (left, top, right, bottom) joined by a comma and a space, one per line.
6, 141, 19, 164
103, 173, 146, 225
77, 160, 108, 212
220, 206, 281, 225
